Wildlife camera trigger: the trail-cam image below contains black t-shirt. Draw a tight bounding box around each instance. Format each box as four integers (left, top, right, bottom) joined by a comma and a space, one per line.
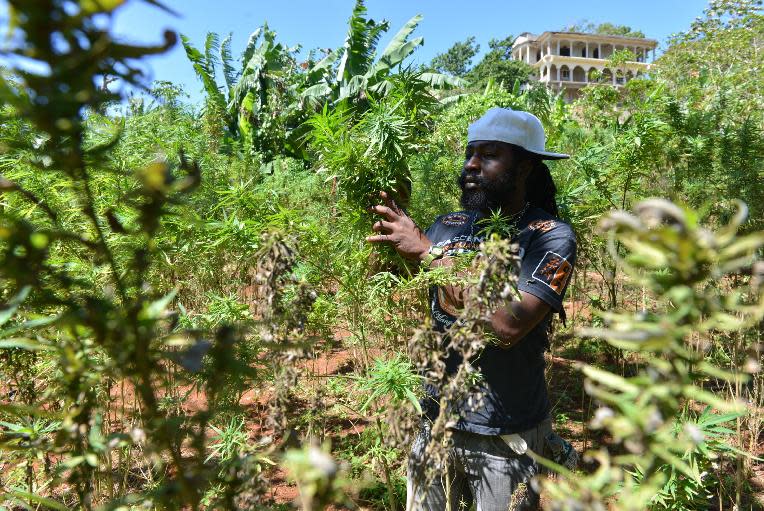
422, 207, 576, 435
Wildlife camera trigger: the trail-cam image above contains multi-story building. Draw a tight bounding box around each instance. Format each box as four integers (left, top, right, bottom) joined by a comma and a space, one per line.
511, 31, 658, 102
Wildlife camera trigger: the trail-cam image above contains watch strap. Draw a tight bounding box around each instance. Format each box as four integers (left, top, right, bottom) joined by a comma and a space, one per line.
421, 245, 444, 268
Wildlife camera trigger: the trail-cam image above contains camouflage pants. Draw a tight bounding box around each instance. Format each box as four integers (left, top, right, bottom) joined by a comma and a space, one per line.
406, 418, 553, 511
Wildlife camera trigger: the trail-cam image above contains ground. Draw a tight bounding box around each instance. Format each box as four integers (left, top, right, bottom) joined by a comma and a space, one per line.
2, 306, 761, 510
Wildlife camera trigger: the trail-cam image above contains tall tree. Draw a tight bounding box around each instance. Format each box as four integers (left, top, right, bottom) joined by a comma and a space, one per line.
301, 0, 465, 106
429, 36, 480, 76
655, 0, 764, 228
467, 36, 533, 89
563, 20, 646, 38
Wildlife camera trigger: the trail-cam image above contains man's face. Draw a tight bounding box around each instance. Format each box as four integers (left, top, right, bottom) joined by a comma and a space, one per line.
459, 140, 523, 212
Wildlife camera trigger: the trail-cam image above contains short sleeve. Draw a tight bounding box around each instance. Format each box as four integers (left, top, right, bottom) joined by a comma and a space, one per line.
517, 227, 577, 312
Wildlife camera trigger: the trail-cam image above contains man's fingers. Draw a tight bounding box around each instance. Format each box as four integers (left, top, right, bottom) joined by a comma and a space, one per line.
382, 191, 403, 215
369, 204, 399, 220
371, 220, 394, 232
366, 234, 392, 243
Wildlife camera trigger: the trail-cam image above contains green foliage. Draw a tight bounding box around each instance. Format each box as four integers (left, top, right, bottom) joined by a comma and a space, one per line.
646, 407, 742, 510
607, 48, 639, 75
429, 36, 480, 77
1, 2, 763, 510
652, 0, 764, 229
562, 20, 647, 38
180, 32, 228, 121
182, 24, 305, 163
0, 1, 229, 508
475, 209, 519, 239
301, 0, 465, 106
658, 0, 764, 108
423, 33, 534, 92
206, 416, 251, 464
356, 355, 423, 413
305, 92, 422, 210
541, 199, 764, 510
358, 475, 407, 510
466, 36, 534, 90
0, 2, 300, 509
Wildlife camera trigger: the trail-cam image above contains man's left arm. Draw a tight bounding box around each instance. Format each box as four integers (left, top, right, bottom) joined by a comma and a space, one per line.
488, 291, 553, 348
432, 230, 575, 348
491, 227, 577, 348
433, 265, 558, 349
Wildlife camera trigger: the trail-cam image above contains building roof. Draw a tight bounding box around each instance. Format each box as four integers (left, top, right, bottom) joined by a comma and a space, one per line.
513, 31, 657, 48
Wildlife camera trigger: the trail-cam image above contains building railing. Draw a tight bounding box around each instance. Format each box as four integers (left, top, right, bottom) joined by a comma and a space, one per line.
513, 37, 657, 66
538, 77, 630, 85
534, 55, 652, 68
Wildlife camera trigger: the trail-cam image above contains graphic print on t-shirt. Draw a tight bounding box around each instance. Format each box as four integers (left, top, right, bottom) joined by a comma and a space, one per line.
437, 287, 460, 316
434, 234, 483, 254
531, 250, 573, 295
527, 219, 557, 233
441, 212, 470, 226
430, 234, 483, 323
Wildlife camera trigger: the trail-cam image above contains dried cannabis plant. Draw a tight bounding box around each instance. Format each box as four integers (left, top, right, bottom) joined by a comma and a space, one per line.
406, 235, 522, 503
539, 199, 764, 511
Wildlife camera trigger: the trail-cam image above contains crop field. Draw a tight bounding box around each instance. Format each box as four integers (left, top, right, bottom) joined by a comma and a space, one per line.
0, 1, 762, 510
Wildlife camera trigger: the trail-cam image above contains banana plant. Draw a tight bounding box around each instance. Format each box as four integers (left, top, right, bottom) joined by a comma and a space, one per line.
180, 32, 232, 130
301, 0, 466, 107
181, 25, 304, 162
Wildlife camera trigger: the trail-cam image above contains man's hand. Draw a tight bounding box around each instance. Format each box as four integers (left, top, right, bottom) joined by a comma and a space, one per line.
366, 191, 432, 261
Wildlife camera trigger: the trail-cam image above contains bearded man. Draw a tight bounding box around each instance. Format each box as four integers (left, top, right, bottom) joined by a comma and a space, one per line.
367, 108, 577, 511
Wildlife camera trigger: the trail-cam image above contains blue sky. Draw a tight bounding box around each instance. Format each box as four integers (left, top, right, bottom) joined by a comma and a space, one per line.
6, 0, 712, 104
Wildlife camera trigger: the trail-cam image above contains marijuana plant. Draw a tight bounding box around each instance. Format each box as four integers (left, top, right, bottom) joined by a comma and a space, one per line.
540, 199, 764, 511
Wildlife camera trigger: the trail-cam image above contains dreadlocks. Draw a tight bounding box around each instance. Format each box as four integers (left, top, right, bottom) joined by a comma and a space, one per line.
514, 147, 566, 326
508, 144, 560, 218
525, 159, 559, 218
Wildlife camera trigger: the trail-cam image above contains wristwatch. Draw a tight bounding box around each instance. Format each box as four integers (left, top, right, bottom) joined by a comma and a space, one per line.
420, 245, 445, 268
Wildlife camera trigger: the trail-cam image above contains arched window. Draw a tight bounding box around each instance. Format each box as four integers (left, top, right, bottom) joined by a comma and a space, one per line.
561, 66, 570, 80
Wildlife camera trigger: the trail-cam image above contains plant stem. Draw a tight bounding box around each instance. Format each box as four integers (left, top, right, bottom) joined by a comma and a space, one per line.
376, 417, 399, 511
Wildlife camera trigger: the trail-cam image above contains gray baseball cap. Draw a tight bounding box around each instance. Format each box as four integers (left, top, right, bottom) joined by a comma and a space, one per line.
467, 107, 569, 160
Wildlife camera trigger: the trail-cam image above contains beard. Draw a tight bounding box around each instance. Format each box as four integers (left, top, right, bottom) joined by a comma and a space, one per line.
458, 169, 516, 212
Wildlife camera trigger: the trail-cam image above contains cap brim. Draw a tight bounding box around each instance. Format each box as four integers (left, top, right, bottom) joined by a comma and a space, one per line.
528, 149, 570, 160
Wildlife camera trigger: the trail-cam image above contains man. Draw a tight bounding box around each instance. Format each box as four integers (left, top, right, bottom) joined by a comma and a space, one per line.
367, 108, 577, 511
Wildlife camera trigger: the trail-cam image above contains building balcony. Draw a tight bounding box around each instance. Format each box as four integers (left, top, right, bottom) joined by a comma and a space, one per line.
513, 31, 657, 65
534, 54, 651, 71
534, 55, 650, 88
538, 75, 636, 87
